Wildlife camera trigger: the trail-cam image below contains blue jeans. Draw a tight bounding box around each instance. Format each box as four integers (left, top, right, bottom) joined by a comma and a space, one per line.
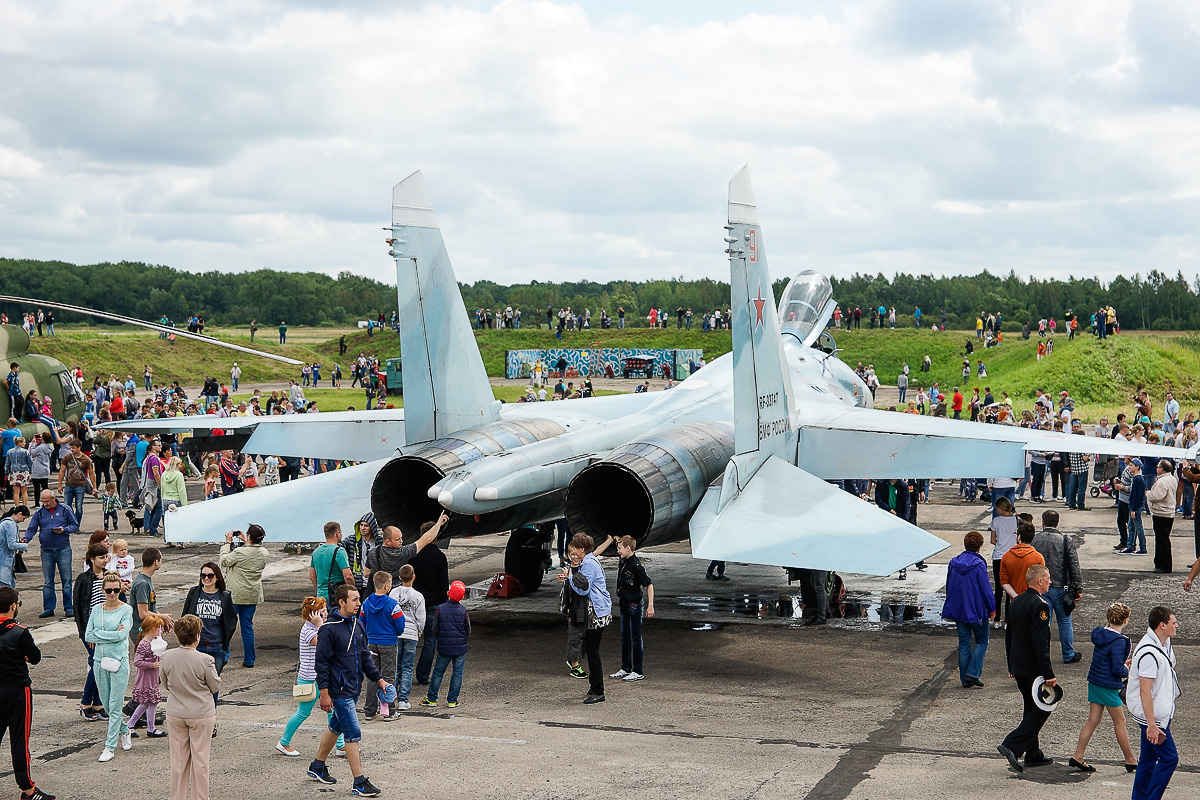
327, 696, 362, 744
197, 642, 227, 708
1064, 472, 1087, 508
1044, 586, 1076, 661
63, 485, 86, 523
427, 653, 465, 704
234, 604, 256, 666
1134, 724, 1177, 799
620, 600, 644, 674
40, 546, 72, 614
396, 638, 417, 701
416, 617, 437, 683
955, 621, 989, 684
1126, 512, 1147, 552
144, 498, 164, 536
82, 641, 100, 706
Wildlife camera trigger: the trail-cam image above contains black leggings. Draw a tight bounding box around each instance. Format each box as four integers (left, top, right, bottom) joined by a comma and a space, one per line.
93, 456, 112, 487
584, 627, 604, 697
992, 561, 1006, 623
31, 478, 48, 503
1050, 461, 1065, 497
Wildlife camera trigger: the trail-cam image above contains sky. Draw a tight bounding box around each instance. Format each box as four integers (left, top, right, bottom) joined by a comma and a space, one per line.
1, 0, 1198, 287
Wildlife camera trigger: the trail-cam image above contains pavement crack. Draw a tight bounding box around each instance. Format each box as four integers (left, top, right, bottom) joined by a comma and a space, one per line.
802, 651, 954, 800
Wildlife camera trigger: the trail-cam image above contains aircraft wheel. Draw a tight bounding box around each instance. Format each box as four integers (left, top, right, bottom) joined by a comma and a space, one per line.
504, 526, 552, 593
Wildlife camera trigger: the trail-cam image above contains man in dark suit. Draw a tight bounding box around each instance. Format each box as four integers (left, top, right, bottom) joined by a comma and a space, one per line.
998, 564, 1056, 772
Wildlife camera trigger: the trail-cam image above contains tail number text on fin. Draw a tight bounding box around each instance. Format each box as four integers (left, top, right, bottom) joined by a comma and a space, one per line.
759, 416, 791, 442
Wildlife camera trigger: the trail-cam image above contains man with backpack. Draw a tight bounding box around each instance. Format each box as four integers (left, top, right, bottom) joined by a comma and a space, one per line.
56, 441, 95, 526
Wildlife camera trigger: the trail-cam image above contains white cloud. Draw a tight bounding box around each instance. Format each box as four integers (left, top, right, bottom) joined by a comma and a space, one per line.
0, 0, 1196, 286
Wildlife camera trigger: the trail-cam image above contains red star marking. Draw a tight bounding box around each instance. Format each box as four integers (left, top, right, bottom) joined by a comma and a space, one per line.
752, 287, 767, 329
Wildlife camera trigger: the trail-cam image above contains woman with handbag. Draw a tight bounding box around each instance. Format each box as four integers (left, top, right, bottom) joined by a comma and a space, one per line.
84, 571, 133, 762
182, 562, 236, 734
1069, 603, 1137, 773
73, 543, 112, 721
275, 596, 344, 757
558, 533, 612, 704
0, 505, 29, 589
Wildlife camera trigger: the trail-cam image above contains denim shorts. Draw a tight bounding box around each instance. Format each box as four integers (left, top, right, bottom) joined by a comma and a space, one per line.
327, 696, 362, 743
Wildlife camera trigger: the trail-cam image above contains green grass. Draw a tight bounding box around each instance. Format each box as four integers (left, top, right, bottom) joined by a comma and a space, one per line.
831, 326, 1200, 421
228, 384, 622, 410
31, 329, 329, 385
27, 323, 1196, 425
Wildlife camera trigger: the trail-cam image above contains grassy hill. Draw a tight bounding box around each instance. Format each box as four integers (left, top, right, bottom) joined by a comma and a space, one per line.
830, 326, 1199, 420
26, 325, 1196, 422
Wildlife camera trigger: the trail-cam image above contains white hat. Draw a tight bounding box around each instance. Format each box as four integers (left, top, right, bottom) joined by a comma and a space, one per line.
1031, 676, 1063, 712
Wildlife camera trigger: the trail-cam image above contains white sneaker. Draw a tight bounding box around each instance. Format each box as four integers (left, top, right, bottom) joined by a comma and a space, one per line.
120, 733, 132, 751
395, 701, 411, 711
276, 741, 301, 757
334, 747, 348, 758
609, 669, 629, 679
98, 749, 115, 762
623, 672, 644, 682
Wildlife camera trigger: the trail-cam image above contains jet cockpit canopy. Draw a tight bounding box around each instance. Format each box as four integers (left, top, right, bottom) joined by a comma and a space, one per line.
778, 271, 836, 347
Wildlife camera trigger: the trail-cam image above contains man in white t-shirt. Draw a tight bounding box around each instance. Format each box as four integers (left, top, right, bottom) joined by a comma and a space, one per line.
1127, 606, 1180, 798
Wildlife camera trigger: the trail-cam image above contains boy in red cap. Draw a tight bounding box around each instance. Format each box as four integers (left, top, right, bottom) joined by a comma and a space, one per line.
420, 580, 470, 709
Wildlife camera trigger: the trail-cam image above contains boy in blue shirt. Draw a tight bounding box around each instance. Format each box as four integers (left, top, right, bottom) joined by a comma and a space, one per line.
359, 572, 405, 719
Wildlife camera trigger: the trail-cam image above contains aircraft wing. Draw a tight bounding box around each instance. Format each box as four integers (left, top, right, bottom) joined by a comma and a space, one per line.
100, 410, 405, 462
163, 461, 386, 543
796, 407, 1185, 480
690, 456, 947, 575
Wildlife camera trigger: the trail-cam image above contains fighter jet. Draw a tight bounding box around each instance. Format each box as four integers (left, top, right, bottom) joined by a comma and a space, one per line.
103, 167, 1186, 589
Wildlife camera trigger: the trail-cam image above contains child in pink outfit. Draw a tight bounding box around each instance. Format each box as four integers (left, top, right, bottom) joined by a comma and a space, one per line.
128, 614, 167, 738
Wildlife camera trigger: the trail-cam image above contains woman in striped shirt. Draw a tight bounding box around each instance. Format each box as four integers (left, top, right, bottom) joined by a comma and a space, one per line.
276, 597, 345, 758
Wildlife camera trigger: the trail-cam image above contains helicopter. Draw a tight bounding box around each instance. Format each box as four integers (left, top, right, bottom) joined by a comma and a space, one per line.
0, 324, 85, 438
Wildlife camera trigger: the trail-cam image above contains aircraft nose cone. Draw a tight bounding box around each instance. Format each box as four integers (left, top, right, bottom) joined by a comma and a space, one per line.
438, 490, 455, 507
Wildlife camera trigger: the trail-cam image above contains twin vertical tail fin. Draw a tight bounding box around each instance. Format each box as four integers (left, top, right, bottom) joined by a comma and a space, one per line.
391, 171, 500, 446
688, 166, 947, 575
724, 165, 797, 489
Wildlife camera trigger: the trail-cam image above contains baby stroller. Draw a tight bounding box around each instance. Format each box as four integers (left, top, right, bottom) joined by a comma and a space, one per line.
1091, 458, 1120, 500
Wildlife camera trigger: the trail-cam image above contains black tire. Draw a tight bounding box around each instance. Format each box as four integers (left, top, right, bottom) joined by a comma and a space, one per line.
1090, 486, 1099, 498
504, 527, 551, 592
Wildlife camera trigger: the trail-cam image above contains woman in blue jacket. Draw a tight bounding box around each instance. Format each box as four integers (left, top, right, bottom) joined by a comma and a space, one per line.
1069, 603, 1137, 773
940, 531, 995, 688
0, 506, 29, 588
558, 533, 611, 704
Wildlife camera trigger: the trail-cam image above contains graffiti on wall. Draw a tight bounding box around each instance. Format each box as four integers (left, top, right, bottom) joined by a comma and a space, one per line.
505, 348, 704, 381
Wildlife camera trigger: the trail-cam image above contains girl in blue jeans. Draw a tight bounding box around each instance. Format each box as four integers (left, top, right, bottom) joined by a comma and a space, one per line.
277, 597, 343, 757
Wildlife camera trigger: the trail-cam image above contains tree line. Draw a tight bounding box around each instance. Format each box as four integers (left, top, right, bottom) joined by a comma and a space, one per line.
0, 259, 397, 327
3, 258, 1198, 332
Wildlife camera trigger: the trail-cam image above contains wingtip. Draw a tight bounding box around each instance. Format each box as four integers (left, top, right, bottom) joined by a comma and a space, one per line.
392, 170, 438, 228
728, 165, 758, 225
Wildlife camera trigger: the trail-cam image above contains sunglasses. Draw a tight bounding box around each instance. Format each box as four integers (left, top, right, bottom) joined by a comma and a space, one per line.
200, 572, 216, 579
104, 587, 122, 594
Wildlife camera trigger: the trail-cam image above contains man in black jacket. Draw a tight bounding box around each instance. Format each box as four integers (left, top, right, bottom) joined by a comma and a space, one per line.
409, 519, 450, 685
0, 586, 54, 799
998, 565, 1056, 772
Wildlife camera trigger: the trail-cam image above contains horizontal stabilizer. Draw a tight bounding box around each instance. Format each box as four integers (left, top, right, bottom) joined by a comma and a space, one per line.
243, 418, 404, 461
164, 461, 386, 543
797, 428, 1025, 479
689, 456, 947, 576
803, 408, 1186, 463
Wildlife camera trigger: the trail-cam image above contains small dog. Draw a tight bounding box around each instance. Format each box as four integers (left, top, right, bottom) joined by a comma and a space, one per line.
126, 510, 145, 533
